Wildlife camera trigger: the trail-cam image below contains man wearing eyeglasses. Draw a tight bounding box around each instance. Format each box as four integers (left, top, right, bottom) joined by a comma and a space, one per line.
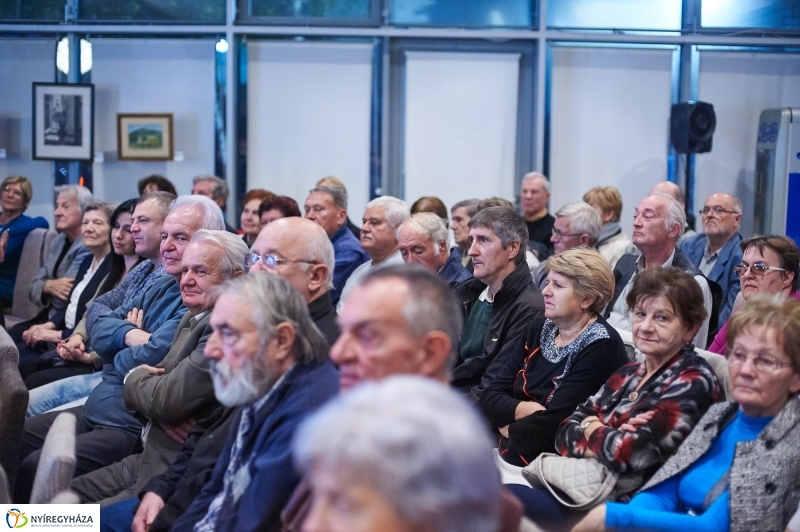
680, 193, 743, 324
530, 202, 602, 290
246, 216, 339, 346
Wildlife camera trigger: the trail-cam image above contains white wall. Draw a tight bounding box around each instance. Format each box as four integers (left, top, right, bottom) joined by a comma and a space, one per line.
90, 38, 217, 204
696, 50, 800, 236
246, 41, 373, 221
403, 51, 520, 214
549, 46, 675, 237
0, 39, 58, 226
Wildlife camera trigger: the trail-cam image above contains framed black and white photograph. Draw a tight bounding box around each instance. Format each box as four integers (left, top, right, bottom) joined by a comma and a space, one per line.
32, 82, 94, 161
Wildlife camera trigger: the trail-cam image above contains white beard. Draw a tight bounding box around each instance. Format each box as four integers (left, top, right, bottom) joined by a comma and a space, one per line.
210, 358, 265, 407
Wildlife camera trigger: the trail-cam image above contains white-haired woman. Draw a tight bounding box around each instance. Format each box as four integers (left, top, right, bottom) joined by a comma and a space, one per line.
295, 376, 503, 532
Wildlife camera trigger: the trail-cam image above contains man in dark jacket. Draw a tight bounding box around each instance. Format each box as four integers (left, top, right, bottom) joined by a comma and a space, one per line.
451, 206, 544, 401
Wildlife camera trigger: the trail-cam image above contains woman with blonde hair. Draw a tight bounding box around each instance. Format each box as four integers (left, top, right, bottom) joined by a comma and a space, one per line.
583, 186, 630, 268
480, 248, 629, 472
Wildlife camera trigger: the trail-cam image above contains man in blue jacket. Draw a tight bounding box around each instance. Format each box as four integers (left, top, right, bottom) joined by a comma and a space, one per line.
170, 273, 339, 532
16, 195, 226, 503
680, 192, 743, 325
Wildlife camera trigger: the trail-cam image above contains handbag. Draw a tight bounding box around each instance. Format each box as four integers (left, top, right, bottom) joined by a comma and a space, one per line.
521, 453, 619, 510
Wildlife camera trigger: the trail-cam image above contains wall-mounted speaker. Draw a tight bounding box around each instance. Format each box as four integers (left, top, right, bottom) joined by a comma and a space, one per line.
670, 101, 716, 153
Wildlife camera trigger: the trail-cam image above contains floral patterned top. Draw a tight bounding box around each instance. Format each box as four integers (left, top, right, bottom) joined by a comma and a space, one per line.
555, 346, 720, 495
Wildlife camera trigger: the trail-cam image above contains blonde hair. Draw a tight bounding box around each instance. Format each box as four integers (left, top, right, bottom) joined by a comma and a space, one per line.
1, 175, 33, 211
583, 186, 623, 223
726, 295, 800, 372
545, 247, 614, 315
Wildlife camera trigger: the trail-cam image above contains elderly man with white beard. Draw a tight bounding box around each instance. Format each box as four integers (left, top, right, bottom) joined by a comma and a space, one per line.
128, 274, 338, 532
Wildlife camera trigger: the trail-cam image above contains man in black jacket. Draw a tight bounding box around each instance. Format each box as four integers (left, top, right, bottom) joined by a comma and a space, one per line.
451, 206, 544, 401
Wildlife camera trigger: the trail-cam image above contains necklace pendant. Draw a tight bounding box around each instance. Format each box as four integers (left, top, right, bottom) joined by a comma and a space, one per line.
628, 391, 638, 401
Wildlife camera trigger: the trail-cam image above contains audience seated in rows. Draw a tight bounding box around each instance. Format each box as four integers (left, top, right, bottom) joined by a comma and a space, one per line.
259, 194, 301, 226
123, 216, 340, 532
137, 175, 176, 197
19, 202, 115, 384
191, 176, 236, 234
71, 231, 247, 525
451, 206, 544, 400
450, 198, 480, 271
304, 186, 369, 307
510, 266, 721, 530
481, 248, 628, 469
575, 296, 800, 532
15, 195, 224, 502
649, 181, 696, 242
680, 192, 744, 325
315, 176, 360, 239
531, 202, 601, 290
605, 194, 716, 349
410, 195, 448, 221
583, 186, 631, 268
398, 212, 470, 288
0, 175, 49, 308
708, 235, 800, 354
10, 185, 93, 374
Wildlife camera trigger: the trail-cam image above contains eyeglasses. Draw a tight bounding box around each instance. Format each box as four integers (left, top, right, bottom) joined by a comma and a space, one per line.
1, 186, 22, 198
551, 227, 583, 240
699, 206, 739, 216
244, 252, 316, 269
733, 262, 787, 277
726, 349, 793, 373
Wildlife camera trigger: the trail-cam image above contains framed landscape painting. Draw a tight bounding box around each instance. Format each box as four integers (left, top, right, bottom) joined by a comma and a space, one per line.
33, 82, 94, 161
117, 113, 174, 160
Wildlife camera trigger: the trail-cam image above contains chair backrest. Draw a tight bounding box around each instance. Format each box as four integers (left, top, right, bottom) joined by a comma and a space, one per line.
30, 412, 76, 504
613, 327, 730, 401
11, 228, 55, 320
0, 327, 28, 491
0, 464, 10, 505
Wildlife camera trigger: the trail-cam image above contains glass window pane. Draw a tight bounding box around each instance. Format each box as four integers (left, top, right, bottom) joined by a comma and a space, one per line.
547, 0, 682, 30
0, 0, 64, 21
391, 0, 532, 27
701, 0, 800, 28
249, 0, 371, 19
78, 0, 225, 22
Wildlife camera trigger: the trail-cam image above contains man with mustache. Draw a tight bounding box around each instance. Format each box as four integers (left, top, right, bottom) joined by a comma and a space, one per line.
68, 231, 247, 518
336, 196, 409, 311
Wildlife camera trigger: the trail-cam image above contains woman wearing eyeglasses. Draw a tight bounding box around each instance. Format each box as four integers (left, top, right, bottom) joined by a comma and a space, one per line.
572, 296, 800, 532
707, 235, 799, 354
0, 175, 48, 307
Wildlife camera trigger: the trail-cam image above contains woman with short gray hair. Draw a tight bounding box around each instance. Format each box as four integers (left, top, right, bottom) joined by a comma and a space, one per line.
295, 376, 502, 532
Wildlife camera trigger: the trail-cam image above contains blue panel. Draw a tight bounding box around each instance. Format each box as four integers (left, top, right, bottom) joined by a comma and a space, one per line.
701, 0, 800, 29
251, 0, 370, 18
788, 173, 800, 246
391, 0, 532, 27
547, 0, 681, 30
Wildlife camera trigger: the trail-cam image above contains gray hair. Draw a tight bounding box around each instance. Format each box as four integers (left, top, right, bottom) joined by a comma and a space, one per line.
54, 185, 94, 215
294, 375, 501, 532
210, 273, 329, 365
365, 196, 410, 229
83, 201, 114, 222
401, 213, 448, 256
555, 202, 602, 247
300, 222, 336, 290
310, 185, 348, 211
139, 191, 176, 220
522, 171, 551, 193
193, 175, 229, 202
451, 199, 480, 218
190, 230, 248, 278
361, 264, 462, 373
649, 192, 686, 240
170, 195, 226, 231
468, 206, 529, 265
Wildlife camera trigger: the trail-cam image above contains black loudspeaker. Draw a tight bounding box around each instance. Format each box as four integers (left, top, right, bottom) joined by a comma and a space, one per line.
670, 101, 716, 153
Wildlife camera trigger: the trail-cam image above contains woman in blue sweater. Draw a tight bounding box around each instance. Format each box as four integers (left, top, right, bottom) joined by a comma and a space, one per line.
0, 175, 48, 304
573, 295, 800, 532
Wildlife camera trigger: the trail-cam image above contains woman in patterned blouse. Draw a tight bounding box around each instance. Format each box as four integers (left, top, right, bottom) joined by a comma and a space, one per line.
509, 266, 721, 531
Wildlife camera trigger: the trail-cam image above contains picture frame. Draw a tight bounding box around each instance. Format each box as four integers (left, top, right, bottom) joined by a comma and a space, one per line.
117, 113, 174, 161
32, 82, 94, 161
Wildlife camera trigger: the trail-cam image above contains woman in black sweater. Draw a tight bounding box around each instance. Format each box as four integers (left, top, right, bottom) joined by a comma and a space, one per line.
480, 247, 629, 469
